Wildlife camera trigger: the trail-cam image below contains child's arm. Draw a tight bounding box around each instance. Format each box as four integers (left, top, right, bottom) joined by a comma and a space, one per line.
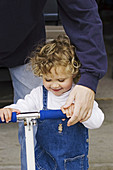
0, 108, 20, 123
61, 101, 104, 129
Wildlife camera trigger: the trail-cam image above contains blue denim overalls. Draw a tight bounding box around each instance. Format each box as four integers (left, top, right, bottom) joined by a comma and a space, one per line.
35, 86, 89, 170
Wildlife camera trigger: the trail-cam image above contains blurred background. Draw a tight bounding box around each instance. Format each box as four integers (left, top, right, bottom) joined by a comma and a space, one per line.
0, 0, 113, 169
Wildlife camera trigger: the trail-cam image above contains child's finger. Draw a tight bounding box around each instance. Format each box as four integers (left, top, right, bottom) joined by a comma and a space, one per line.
61, 107, 66, 114
65, 108, 71, 118
7, 109, 12, 121
4, 109, 11, 123
0, 113, 5, 122
5, 111, 10, 123
62, 119, 65, 121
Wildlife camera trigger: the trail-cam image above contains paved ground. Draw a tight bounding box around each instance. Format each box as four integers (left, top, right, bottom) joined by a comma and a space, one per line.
0, 10, 113, 170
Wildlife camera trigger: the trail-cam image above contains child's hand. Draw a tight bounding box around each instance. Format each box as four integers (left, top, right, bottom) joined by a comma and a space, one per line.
61, 103, 74, 118
0, 108, 20, 123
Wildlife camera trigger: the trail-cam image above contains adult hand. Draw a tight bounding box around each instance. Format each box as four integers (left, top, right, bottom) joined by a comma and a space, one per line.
62, 85, 95, 126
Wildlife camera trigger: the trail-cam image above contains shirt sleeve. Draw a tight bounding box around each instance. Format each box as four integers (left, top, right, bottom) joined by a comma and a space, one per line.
82, 100, 104, 129
57, 0, 108, 92
4, 87, 43, 112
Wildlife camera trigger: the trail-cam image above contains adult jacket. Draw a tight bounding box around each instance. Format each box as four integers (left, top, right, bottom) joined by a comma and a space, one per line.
0, 0, 107, 92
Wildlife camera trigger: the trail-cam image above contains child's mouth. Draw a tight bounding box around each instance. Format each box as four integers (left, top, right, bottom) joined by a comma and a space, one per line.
51, 88, 62, 92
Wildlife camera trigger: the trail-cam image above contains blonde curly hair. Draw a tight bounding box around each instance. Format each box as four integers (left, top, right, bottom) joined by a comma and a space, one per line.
30, 35, 81, 82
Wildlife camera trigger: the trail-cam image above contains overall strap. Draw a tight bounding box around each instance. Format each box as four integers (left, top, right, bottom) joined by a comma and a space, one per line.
43, 85, 48, 110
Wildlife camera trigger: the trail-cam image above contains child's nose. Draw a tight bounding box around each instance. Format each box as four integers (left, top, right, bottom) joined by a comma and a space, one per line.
51, 83, 59, 88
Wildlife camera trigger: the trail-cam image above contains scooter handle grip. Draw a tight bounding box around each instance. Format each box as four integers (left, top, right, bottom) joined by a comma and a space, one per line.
40, 110, 67, 120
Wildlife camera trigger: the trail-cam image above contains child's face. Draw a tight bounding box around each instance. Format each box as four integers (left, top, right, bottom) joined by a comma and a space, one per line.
43, 66, 74, 96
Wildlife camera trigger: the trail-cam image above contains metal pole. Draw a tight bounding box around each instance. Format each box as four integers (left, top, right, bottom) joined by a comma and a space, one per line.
25, 118, 36, 170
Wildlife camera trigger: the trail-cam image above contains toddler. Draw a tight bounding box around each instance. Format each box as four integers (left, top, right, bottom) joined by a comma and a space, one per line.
0, 35, 104, 170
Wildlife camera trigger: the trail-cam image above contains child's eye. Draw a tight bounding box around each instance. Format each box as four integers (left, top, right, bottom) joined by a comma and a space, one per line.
45, 79, 52, 82
58, 79, 65, 82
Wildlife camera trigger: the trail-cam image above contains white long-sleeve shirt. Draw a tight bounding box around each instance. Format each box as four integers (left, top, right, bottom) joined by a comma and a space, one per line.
6, 86, 104, 129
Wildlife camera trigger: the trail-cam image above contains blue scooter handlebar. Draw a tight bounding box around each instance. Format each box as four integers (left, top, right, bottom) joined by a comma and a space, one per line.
40, 110, 67, 120
0, 110, 67, 123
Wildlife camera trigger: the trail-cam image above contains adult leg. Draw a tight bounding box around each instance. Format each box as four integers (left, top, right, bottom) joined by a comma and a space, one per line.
9, 63, 43, 170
